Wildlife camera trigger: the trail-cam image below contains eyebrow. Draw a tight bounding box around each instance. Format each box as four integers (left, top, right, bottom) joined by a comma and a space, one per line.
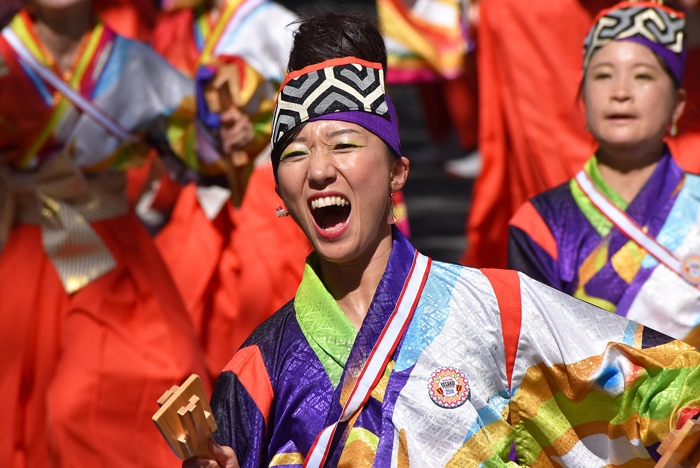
326, 129, 362, 138
590, 61, 658, 69
290, 128, 362, 143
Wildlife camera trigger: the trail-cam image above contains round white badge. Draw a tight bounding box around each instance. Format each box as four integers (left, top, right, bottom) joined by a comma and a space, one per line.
428, 367, 469, 409
681, 254, 700, 285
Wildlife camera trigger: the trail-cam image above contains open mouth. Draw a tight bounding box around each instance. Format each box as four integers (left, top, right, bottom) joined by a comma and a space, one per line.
607, 114, 635, 121
310, 195, 351, 231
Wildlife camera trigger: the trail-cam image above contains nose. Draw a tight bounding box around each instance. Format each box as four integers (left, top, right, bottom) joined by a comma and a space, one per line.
611, 75, 632, 103
307, 149, 337, 188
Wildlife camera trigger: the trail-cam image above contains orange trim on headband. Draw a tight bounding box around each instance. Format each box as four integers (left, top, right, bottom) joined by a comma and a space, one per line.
593, 1, 685, 24
280, 56, 384, 89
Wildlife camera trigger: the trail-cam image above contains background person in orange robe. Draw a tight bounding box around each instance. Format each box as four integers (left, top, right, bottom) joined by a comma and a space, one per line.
463, 0, 700, 268
0, 0, 210, 466
151, 0, 311, 378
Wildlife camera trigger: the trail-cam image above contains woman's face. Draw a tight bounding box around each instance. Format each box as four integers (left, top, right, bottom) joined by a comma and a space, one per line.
276, 120, 409, 265
584, 40, 685, 153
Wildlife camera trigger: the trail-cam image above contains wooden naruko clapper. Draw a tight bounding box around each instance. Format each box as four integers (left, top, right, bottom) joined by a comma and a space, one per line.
152, 374, 217, 460
656, 419, 700, 468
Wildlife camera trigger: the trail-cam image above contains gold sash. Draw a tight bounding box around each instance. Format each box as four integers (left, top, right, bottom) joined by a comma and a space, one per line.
0, 153, 128, 293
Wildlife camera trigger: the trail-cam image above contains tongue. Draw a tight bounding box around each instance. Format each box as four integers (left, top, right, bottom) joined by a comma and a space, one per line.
315, 205, 350, 230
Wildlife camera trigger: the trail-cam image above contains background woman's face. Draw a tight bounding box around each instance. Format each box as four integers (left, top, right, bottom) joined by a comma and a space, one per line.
276, 120, 408, 265
584, 40, 683, 153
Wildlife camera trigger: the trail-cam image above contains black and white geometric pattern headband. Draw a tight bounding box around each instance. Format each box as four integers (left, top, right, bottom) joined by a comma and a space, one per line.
271, 57, 399, 154
583, 1, 685, 83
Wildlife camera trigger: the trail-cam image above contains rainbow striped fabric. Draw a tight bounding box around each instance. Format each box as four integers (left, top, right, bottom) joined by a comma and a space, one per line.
377, 0, 468, 83
210, 228, 700, 467
191, 0, 297, 160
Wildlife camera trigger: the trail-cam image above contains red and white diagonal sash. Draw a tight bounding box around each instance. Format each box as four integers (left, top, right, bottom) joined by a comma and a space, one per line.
303, 251, 432, 468
2, 28, 133, 142
574, 170, 699, 289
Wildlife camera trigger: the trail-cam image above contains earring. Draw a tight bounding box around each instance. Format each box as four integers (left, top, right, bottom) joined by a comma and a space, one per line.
670, 122, 678, 137
275, 206, 288, 217
387, 192, 397, 225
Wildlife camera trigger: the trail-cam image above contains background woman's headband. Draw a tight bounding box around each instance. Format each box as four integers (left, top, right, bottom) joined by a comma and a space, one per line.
271, 57, 402, 157
583, 1, 686, 84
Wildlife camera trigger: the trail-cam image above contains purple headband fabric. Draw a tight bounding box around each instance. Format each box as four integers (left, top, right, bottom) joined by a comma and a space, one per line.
308, 95, 402, 157
619, 36, 686, 85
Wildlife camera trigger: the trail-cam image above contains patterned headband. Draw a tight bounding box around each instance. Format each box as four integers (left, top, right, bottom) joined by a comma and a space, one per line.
271, 57, 402, 157
583, 1, 686, 84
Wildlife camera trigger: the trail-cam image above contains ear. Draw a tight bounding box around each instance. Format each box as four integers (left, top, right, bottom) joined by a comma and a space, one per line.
390, 157, 410, 192
673, 88, 688, 125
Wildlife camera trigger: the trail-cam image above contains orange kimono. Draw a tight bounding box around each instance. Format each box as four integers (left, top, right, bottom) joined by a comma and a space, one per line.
464, 0, 700, 268
152, 2, 310, 377
0, 11, 208, 468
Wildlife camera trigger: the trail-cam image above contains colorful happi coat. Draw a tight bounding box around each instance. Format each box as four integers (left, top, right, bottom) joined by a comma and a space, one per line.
509, 151, 700, 345
212, 227, 700, 467
152, 0, 298, 143
0, 10, 214, 293
0, 10, 202, 174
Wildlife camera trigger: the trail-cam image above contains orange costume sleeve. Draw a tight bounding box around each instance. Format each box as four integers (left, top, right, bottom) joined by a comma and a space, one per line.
0, 216, 210, 468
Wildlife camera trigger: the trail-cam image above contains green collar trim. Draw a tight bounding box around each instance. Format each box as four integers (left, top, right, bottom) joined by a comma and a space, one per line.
295, 253, 357, 389
571, 156, 630, 237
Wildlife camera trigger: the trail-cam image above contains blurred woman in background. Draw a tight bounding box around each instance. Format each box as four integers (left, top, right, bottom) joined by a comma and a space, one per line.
509, 1, 700, 344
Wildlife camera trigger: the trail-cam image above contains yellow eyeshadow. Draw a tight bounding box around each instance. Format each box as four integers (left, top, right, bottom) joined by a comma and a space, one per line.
280, 148, 309, 161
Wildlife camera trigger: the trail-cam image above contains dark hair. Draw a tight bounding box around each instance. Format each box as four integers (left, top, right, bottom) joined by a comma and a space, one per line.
287, 11, 387, 74
271, 11, 390, 178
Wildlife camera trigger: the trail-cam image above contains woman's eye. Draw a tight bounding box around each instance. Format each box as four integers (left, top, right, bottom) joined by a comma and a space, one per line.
594, 73, 611, 80
635, 73, 653, 80
333, 143, 361, 151
280, 150, 308, 161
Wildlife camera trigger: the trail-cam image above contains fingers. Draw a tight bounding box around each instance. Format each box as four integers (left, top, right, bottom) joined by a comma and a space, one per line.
220, 110, 254, 153
182, 457, 218, 468
209, 439, 241, 468
219, 108, 243, 126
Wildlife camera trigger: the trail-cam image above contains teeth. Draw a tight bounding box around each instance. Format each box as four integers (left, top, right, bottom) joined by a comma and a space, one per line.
311, 196, 350, 210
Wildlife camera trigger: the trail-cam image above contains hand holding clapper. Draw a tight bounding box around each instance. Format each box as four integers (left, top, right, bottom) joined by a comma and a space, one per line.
152, 374, 217, 460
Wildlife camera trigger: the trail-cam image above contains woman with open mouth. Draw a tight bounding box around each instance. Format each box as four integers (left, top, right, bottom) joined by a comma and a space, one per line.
509, 1, 700, 346
185, 9, 700, 468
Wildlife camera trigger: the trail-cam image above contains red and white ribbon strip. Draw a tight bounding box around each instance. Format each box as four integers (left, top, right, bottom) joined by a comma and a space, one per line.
574, 170, 684, 277
2, 28, 132, 142
303, 251, 431, 468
